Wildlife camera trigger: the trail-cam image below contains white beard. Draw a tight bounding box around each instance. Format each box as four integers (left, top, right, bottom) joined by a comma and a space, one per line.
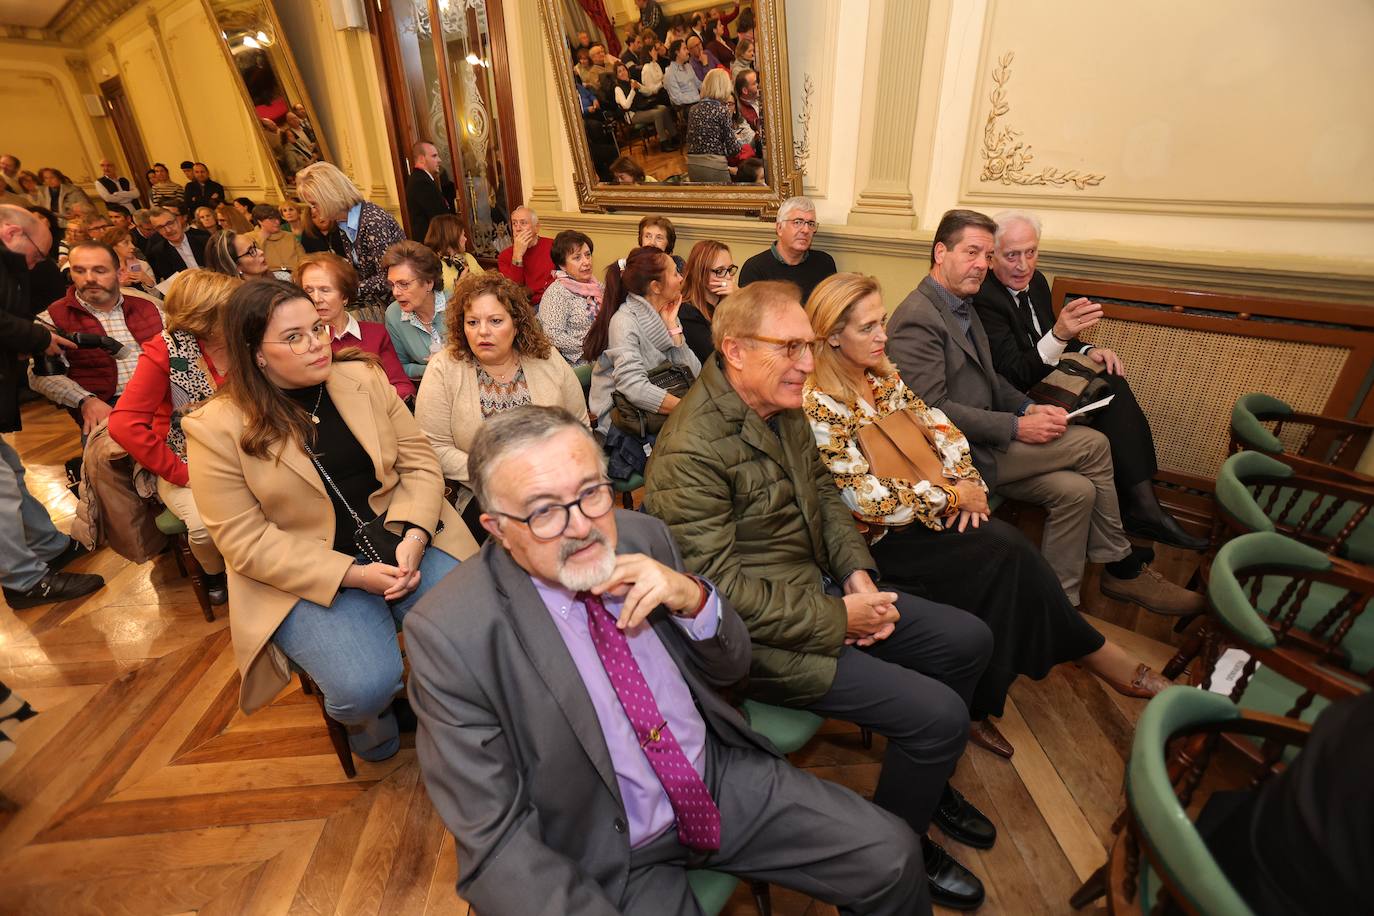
556, 535, 617, 593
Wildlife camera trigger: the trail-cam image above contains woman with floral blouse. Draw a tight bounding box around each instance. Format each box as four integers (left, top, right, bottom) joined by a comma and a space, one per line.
802, 272, 1170, 759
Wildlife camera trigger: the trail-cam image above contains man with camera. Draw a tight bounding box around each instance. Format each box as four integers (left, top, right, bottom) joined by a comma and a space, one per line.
0, 205, 105, 607
29, 241, 163, 438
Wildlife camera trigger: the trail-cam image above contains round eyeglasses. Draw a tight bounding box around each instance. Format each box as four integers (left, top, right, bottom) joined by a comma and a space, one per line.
490, 483, 615, 540
262, 321, 330, 355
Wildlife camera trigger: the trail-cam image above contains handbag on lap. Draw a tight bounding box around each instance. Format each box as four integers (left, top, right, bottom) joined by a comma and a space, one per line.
1027, 352, 1111, 420
609, 361, 695, 438
855, 409, 948, 484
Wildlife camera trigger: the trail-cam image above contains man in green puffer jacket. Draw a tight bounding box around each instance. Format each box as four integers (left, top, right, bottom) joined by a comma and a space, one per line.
644, 280, 997, 912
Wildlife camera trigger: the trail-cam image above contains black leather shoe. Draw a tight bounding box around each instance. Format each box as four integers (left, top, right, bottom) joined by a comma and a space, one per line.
3, 571, 104, 609
1123, 513, 1209, 552
934, 784, 997, 849
204, 572, 228, 606
48, 538, 90, 571
923, 838, 985, 910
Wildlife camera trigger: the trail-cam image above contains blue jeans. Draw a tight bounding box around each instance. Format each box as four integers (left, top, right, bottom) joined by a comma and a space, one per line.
0, 436, 70, 592
273, 546, 460, 761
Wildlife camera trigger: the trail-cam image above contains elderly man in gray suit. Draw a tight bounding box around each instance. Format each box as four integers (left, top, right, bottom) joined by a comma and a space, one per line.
405, 405, 926, 916
884, 209, 1201, 617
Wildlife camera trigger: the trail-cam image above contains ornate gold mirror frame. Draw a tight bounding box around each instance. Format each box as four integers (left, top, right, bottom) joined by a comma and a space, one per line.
536, 0, 800, 218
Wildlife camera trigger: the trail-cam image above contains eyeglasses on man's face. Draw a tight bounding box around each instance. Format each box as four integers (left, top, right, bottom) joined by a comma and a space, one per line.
740, 334, 818, 361
784, 218, 819, 232
491, 482, 615, 541
151, 220, 178, 234
708, 265, 738, 278
263, 321, 330, 355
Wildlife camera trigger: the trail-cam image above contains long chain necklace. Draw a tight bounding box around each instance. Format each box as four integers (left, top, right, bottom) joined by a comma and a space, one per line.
309, 383, 324, 424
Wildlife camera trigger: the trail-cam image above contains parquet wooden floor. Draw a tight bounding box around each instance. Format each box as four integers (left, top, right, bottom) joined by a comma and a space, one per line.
0, 400, 1197, 915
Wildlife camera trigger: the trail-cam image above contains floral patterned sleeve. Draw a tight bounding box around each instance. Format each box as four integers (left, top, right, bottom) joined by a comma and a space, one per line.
803, 381, 952, 531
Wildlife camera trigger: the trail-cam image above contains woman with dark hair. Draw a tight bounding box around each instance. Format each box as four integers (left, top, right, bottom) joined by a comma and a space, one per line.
678, 239, 737, 362
98, 226, 161, 300
37, 168, 92, 228
416, 271, 586, 532
216, 203, 253, 233
705, 18, 735, 66
183, 277, 477, 762
637, 214, 686, 273
422, 214, 481, 294
585, 246, 699, 435
204, 230, 270, 279
301, 208, 336, 254
612, 62, 679, 152
609, 155, 650, 184
381, 240, 447, 380
539, 229, 604, 366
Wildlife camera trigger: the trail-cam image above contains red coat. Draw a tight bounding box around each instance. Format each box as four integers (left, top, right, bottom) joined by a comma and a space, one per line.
497, 236, 556, 306
47, 290, 163, 402
331, 318, 416, 402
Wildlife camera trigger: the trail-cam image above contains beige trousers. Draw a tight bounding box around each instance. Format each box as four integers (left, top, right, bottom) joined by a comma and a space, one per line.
994, 425, 1131, 605
156, 477, 224, 575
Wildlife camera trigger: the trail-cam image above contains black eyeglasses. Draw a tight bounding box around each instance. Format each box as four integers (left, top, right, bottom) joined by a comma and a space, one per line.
236, 243, 262, 260
490, 483, 615, 540
708, 265, 738, 278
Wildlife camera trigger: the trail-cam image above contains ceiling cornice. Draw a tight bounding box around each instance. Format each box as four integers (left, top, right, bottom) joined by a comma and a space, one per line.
0, 0, 142, 46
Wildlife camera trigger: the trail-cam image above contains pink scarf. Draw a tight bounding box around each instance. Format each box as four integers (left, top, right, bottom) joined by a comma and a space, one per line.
555, 270, 604, 316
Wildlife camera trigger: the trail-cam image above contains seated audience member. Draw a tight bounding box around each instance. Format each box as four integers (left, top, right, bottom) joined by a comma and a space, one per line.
406, 405, 925, 915
193, 206, 218, 232
29, 241, 164, 437
613, 62, 680, 152
619, 28, 645, 76
497, 205, 556, 307
727, 94, 755, 154
610, 155, 652, 184
416, 272, 585, 532
56, 214, 105, 270
381, 240, 447, 380
15, 170, 44, 209
129, 209, 157, 255
638, 38, 668, 101
731, 39, 756, 81
637, 214, 686, 273
182, 162, 225, 212
279, 200, 306, 239
232, 197, 255, 220
666, 14, 690, 44
885, 209, 1202, 615
301, 208, 336, 254
678, 239, 736, 362
148, 163, 183, 210
734, 6, 755, 42
422, 214, 481, 294
98, 227, 160, 301
735, 157, 766, 185
685, 70, 745, 183
37, 168, 92, 228
705, 17, 735, 66
735, 69, 764, 153
215, 203, 252, 233
145, 206, 211, 282
95, 158, 141, 216
296, 161, 406, 314
539, 229, 604, 367
250, 203, 305, 272
803, 273, 1171, 755
586, 246, 699, 436
974, 211, 1206, 550
204, 230, 271, 280
685, 34, 723, 81
109, 270, 239, 604
296, 252, 414, 402
642, 280, 995, 910
183, 278, 477, 762
575, 43, 616, 93
663, 40, 702, 106
738, 196, 836, 302
405, 141, 453, 245
574, 73, 621, 183
0, 153, 20, 195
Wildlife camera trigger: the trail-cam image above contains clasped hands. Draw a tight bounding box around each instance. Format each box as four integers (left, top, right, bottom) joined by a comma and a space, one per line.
344, 527, 429, 601
843, 569, 899, 648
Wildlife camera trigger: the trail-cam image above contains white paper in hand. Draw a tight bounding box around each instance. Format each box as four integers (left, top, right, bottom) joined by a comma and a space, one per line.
1066, 395, 1114, 420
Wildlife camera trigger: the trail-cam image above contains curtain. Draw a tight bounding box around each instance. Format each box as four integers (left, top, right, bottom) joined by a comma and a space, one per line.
575, 0, 620, 55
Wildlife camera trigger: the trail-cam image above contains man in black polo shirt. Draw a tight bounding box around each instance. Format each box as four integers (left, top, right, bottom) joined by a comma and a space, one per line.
738, 196, 837, 303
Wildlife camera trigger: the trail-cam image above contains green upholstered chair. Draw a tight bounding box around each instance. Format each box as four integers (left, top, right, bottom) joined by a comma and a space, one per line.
1092, 686, 1314, 915
155, 507, 215, 622
575, 362, 642, 508
740, 699, 824, 755
1229, 392, 1373, 485
573, 361, 593, 397
688, 870, 741, 915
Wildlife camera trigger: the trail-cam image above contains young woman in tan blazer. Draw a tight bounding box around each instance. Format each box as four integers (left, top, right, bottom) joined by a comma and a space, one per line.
184, 278, 478, 762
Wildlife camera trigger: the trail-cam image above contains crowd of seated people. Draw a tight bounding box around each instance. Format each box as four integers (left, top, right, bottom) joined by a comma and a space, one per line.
3, 120, 1255, 913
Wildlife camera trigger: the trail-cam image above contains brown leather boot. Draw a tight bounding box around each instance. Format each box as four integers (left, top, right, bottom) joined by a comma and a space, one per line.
1099, 563, 1205, 616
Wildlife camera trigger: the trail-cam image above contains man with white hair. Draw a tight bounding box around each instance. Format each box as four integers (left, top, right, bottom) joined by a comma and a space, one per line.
737, 196, 836, 302
497, 205, 556, 307
973, 210, 1207, 550
405, 405, 926, 915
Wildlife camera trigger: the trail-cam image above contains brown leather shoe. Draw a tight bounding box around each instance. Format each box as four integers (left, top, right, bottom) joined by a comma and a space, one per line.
1099, 564, 1205, 616
968, 719, 1014, 758
1099, 663, 1172, 699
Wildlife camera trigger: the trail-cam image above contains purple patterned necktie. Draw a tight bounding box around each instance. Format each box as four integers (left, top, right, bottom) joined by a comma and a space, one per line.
578, 591, 722, 852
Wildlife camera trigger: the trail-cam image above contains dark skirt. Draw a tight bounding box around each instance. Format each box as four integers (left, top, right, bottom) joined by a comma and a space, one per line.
869, 516, 1105, 719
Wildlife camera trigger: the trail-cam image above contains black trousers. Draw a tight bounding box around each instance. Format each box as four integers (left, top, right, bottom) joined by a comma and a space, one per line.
804, 589, 993, 835
619, 737, 929, 916
1095, 373, 1157, 489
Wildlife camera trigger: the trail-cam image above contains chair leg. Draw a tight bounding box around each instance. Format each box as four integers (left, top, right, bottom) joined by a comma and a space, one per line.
749, 880, 772, 916
176, 532, 215, 622
621, 489, 635, 510
1162, 619, 1209, 681
860, 727, 873, 750
298, 670, 356, 779
1068, 863, 1108, 909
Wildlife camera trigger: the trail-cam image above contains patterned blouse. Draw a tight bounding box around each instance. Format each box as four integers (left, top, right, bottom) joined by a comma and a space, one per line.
803, 372, 985, 532
686, 98, 743, 158
476, 364, 532, 418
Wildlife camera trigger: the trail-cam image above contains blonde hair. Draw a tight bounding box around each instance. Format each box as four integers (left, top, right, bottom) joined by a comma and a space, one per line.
162, 268, 243, 339
805, 273, 894, 406
710, 280, 801, 350
701, 68, 731, 102
294, 162, 364, 222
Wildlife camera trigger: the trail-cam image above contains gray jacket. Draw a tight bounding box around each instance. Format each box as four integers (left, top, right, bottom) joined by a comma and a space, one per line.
589, 293, 700, 433
886, 275, 1028, 489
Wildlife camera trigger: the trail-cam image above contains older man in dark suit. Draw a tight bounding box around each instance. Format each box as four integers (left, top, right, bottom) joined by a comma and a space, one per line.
886, 209, 1202, 616
405, 405, 925, 916
972, 210, 1206, 550
144, 206, 209, 282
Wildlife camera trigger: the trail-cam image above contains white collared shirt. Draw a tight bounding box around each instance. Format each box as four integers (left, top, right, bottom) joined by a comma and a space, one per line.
1005, 285, 1092, 365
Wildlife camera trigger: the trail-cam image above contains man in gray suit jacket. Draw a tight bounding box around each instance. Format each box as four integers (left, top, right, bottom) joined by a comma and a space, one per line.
885, 209, 1201, 616
406, 406, 926, 916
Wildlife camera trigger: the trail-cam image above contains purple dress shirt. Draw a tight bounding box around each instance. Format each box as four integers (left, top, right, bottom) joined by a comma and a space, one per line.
533, 577, 721, 848
691, 51, 723, 81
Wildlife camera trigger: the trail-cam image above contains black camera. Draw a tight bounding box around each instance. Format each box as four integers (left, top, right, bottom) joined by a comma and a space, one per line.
32, 332, 133, 377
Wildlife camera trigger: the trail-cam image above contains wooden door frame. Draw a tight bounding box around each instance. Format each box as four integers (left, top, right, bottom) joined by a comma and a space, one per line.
98, 76, 152, 205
